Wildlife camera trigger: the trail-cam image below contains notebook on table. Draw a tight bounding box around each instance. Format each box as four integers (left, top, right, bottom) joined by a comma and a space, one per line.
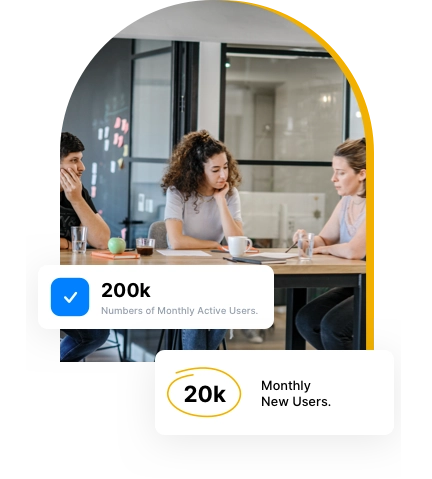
229, 255, 288, 264
91, 250, 140, 259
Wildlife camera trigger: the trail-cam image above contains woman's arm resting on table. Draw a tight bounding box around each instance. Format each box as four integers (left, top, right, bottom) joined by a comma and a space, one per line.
314, 220, 366, 259
166, 219, 221, 250
293, 201, 342, 249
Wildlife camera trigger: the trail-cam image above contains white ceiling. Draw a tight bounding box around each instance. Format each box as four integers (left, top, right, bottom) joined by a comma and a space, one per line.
115, 1, 323, 49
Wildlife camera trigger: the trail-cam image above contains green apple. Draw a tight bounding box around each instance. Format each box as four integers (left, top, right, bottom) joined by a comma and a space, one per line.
108, 237, 126, 254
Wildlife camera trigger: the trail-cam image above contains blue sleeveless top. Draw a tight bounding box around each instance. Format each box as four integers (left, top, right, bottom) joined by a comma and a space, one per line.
339, 196, 366, 244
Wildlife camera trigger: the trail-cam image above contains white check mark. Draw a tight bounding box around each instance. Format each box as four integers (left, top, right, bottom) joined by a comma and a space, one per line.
64, 292, 78, 303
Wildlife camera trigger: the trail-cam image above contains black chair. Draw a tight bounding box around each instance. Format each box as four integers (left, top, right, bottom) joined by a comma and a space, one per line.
156, 329, 227, 355
83, 329, 123, 362
148, 221, 168, 249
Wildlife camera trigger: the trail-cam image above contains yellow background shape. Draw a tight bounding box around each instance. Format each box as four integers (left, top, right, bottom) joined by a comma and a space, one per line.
228, 0, 432, 349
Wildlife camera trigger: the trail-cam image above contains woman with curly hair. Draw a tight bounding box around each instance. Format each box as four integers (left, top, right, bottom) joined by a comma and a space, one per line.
161, 129, 243, 350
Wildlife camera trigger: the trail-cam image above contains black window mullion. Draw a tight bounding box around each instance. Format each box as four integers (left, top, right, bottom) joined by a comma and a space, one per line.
225, 47, 331, 58
172, 41, 200, 148
171, 42, 182, 149
236, 160, 332, 167
219, 43, 227, 142
186, 42, 199, 133
344, 79, 351, 140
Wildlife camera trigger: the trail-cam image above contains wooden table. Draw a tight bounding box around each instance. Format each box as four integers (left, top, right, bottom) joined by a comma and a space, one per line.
60, 249, 366, 353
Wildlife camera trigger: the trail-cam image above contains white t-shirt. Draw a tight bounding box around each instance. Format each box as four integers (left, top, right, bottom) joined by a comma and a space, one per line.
164, 187, 242, 248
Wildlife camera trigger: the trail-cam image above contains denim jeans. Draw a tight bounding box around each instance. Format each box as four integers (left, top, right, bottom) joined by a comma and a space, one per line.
181, 329, 227, 350
295, 288, 354, 350
60, 329, 110, 362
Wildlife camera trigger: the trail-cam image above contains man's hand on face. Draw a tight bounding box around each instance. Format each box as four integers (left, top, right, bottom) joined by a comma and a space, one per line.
60, 167, 83, 204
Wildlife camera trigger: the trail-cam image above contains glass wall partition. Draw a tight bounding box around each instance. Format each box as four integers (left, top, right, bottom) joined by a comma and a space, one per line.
127, 159, 168, 243
124, 40, 173, 361
124, 40, 199, 361
237, 163, 336, 248
131, 40, 173, 158
348, 85, 364, 139
128, 40, 199, 246
222, 46, 350, 247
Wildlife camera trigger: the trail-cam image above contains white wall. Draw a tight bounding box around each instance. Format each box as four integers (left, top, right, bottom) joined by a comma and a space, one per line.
116, 2, 321, 49
239, 191, 326, 247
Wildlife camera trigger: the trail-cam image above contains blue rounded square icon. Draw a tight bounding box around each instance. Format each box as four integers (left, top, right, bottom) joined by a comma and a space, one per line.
51, 278, 90, 316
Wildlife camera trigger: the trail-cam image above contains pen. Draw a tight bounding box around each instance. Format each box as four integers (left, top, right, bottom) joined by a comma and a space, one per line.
285, 241, 297, 253
223, 257, 237, 263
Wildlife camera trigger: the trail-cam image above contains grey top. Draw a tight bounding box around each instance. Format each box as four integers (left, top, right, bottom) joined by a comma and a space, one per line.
339, 195, 366, 244
164, 187, 242, 248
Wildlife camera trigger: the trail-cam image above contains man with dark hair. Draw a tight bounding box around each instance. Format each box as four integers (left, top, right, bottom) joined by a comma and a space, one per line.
60, 132, 110, 250
60, 132, 111, 361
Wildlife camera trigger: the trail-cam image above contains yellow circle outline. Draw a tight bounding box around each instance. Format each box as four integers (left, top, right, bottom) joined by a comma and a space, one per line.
167, 367, 242, 418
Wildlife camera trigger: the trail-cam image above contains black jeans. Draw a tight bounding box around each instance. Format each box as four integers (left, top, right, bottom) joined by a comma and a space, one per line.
295, 288, 354, 350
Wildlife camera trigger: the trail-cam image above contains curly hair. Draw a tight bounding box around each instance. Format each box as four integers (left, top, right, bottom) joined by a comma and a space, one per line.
334, 137, 366, 198
161, 130, 242, 205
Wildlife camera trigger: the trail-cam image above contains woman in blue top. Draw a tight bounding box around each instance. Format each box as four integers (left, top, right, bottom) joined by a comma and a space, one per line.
161, 130, 243, 350
293, 138, 366, 350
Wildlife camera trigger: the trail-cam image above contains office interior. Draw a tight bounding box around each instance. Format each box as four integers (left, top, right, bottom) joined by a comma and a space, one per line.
61, 2, 365, 361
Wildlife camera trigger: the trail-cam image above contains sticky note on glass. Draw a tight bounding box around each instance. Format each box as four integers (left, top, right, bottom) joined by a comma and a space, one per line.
118, 135, 124, 147
113, 132, 119, 145
91, 186, 97, 198
145, 199, 154, 213
110, 161, 116, 173
117, 158, 124, 169
123, 145, 129, 157
98, 128, 103, 140
104, 139, 109, 151
104, 127, 110, 139
123, 121, 129, 134
91, 174, 97, 186
91, 162, 97, 174
114, 117, 121, 128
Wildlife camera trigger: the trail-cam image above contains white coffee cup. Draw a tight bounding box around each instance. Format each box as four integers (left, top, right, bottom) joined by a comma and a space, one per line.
226, 236, 253, 257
